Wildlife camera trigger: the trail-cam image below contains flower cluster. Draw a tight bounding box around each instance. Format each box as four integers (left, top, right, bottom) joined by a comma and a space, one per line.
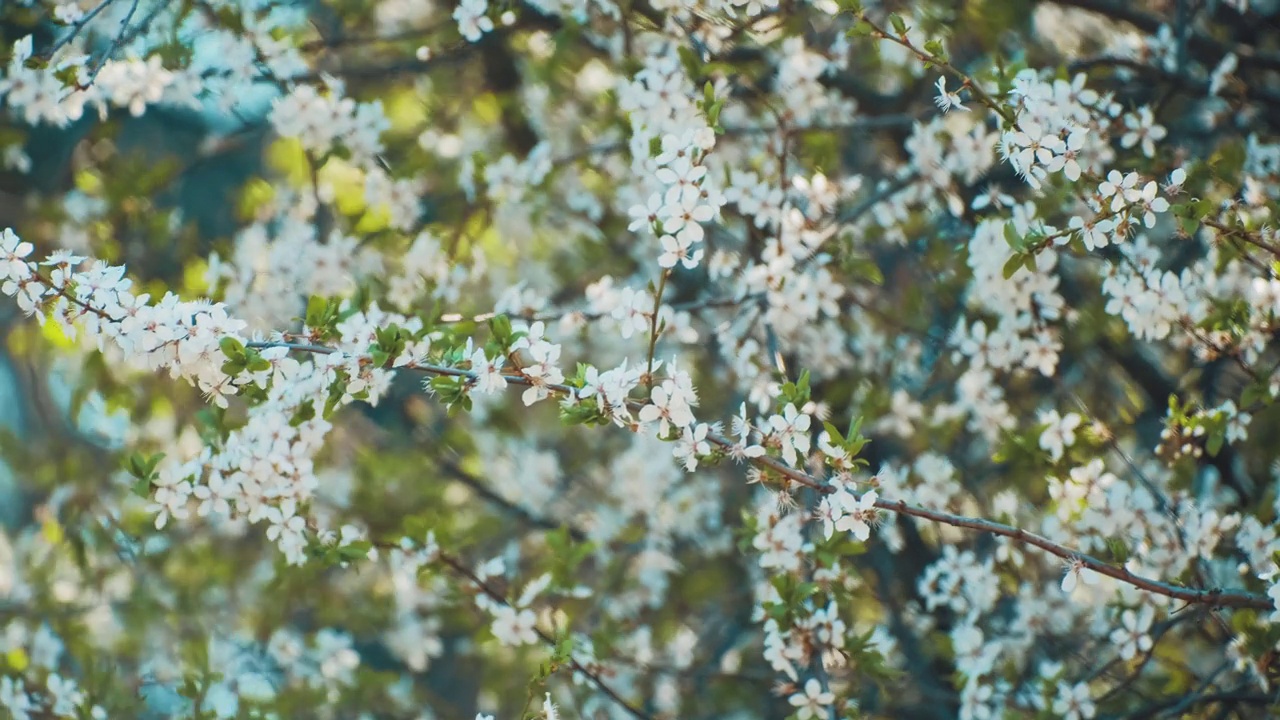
270, 83, 391, 169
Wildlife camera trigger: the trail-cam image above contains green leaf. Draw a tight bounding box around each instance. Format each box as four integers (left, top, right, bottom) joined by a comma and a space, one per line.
323, 394, 341, 420
677, 45, 702, 75
561, 399, 604, 426
289, 400, 316, 427
240, 384, 268, 404
323, 373, 349, 420
131, 476, 152, 498
246, 351, 271, 373
555, 632, 574, 660
1002, 253, 1024, 279
823, 421, 845, 446
843, 252, 884, 285
923, 39, 948, 62
834, 538, 867, 556
337, 541, 373, 560
1241, 381, 1271, 408
1003, 223, 1021, 248
193, 405, 230, 445
218, 336, 246, 361
707, 100, 723, 128
889, 12, 907, 35
488, 314, 513, 344
795, 582, 820, 601
847, 415, 864, 442
1104, 536, 1130, 564
846, 22, 874, 38
1206, 427, 1225, 457
305, 295, 327, 327
125, 451, 166, 495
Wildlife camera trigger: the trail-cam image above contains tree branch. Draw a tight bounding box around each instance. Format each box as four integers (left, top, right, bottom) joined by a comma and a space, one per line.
434, 550, 651, 720
249, 340, 1276, 611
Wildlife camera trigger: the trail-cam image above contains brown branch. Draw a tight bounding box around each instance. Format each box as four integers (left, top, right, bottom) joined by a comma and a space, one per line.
437, 457, 588, 542
1202, 217, 1280, 259
643, 269, 670, 389
248, 340, 1276, 611
434, 551, 651, 720
854, 13, 1017, 126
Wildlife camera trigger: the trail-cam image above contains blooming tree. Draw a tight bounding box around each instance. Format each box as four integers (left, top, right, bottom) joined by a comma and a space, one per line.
1, 0, 1280, 718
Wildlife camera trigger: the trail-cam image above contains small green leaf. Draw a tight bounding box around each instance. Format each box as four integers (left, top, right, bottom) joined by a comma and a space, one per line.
847, 415, 863, 444
889, 13, 907, 35
488, 314, 513, 344
1178, 216, 1200, 237
1104, 537, 1130, 564
677, 45, 702, 75
835, 538, 867, 556
1003, 223, 1021, 249
246, 351, 271, 373
823, 421, 845, 446
337, 541, 373, 560
707, 100, 723, 127
1002, 253, 1024, 279
923, 39, 948, 62
289, 400, 316, 427
305, 295, 327, 327
1207, 427, 1225, 457
218, 336, 246, 361
795, 582, 820, 601
846, 22, 874, 38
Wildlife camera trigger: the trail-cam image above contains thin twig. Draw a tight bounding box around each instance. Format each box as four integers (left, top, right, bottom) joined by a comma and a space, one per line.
42, 0, 122, 58
76, 0, 141, 91
644, 269, 670, 389
435, 551, 651, 720
855, 13, 1017, 126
